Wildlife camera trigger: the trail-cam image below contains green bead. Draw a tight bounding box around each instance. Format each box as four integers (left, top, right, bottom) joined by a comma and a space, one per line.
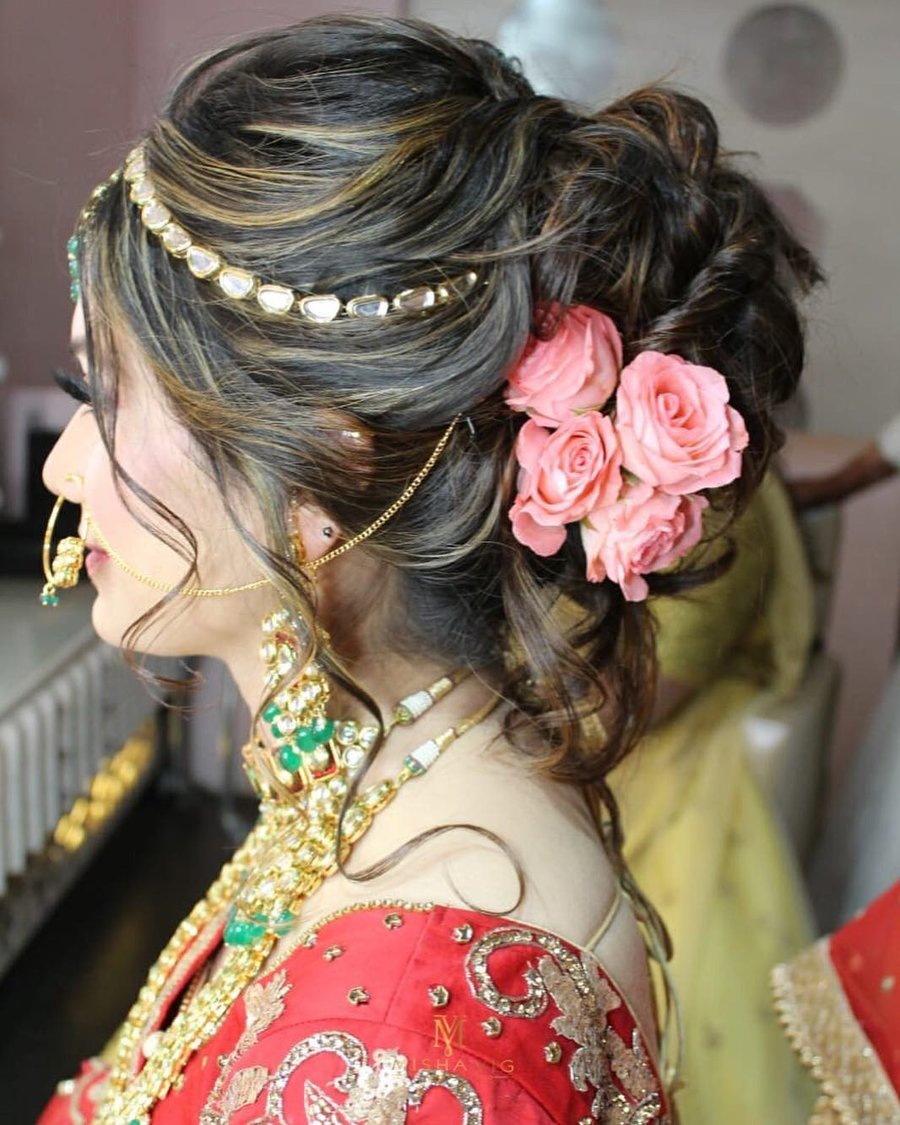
223, 917, 266, 948
40, 593, 60, 607
404, 754, 425, 776
294, 727, 318, 753
279, 745, 302, 773
262, 703, 281, 723
311, 717, 335, 744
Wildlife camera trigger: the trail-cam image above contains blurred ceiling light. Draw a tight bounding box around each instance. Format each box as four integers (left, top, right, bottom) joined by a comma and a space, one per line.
497, 0, 617, 105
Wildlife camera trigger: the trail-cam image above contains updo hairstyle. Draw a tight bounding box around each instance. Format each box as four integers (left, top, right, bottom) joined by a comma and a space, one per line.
76, 15, 821, 869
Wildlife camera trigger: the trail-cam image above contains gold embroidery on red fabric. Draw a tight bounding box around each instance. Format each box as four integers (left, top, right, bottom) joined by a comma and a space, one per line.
265, 1032, 483, 1123
611, 1028, 658, 1101
221, 1065, 269, 1116
465, 926, 666, 1123
344, 1048, 411, 1122
240, 970, 291, 1050
200, 969, 292, 1123
304, 1082, 353, 1124
772, 939, 900, 1125
408, 1068, 483, 1123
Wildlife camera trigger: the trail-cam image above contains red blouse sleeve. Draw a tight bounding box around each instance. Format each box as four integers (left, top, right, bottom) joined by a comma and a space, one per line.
181, 903, 671, 1124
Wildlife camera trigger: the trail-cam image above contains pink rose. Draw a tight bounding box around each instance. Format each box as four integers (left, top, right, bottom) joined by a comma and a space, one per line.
581, 483, 708, 601
505, 305, 623, 427
615, 352, 749, 495
510, 414, 623, 556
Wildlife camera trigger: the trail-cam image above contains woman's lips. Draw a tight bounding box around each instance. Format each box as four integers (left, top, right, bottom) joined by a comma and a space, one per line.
84, 546, 109, 578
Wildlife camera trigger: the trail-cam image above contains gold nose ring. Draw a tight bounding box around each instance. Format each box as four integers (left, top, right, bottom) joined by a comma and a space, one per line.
40, 487, 85, 607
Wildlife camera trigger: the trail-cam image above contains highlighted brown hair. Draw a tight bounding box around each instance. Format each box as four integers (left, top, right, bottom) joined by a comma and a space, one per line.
75, 15, 820, 956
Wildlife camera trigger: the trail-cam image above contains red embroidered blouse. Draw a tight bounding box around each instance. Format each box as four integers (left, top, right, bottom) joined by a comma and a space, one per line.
39, 902, 671, 1123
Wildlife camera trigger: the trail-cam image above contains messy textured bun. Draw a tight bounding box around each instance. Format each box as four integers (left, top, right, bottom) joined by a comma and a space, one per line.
76, 16, 820, 875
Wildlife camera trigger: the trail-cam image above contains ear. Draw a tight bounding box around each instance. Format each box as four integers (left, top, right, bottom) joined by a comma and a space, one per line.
288, 497, 341, 564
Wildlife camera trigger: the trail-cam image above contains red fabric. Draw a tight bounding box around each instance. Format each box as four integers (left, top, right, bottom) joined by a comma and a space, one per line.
39, 903, 669, 1123
829, 880, 900, 1093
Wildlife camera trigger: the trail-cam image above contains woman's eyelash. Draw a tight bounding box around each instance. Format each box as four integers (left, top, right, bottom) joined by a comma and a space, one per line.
53, 368, 92, 406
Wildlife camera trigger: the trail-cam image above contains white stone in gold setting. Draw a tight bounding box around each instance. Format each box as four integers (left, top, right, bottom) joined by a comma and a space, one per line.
392, 286, 436, 314
346, 294, 389, 319
298, 293, 341, 323
217, 268, 255, 300
437, 271, 479, 302
257, 284, 295, 315
141, 201, 172, 232
129, 178, 154, 205
161, 223, 191, 256
187, 246, 222, 279
125, 147, 146, 177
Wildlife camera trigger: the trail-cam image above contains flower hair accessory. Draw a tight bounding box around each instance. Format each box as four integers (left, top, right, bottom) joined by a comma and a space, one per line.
505, 305, 749, 601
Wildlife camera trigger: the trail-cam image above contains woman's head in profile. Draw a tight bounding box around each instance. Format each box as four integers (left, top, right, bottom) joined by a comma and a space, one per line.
44, 14, 820, 785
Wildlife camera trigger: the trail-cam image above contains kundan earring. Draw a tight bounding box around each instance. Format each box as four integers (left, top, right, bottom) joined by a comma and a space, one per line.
40, 479, 85, 606
252, 605, 336, 790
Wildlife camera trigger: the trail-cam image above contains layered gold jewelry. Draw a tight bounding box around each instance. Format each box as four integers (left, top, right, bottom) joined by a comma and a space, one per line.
92, 627, 499, 1123
120, 144, 481, 324
40, 494, 85, 606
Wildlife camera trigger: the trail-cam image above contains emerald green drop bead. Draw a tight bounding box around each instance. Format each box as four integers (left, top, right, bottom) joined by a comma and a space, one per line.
311, 717, 335, 744
294, 727, 318, 753
279, 745, 302, 773
262, 702, 281, 723
223, 917, 266, 948
40, 593, 60, 607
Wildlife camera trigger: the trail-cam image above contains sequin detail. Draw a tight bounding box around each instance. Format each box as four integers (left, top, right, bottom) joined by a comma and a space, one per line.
466, 926, 666, 1123
220, 1065, 268, 1115
265, 1033, 483, 1123
200, 971, 292, 1122
773, 939, 900, 1125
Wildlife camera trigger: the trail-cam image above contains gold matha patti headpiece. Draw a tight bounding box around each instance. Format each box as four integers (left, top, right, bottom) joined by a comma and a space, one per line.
119, 144, 480, 324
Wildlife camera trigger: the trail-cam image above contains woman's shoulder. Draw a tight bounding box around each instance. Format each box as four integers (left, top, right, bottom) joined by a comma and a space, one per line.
194, 901, 672, 1124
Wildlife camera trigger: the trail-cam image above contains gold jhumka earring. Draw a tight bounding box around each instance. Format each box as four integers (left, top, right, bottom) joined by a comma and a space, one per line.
40, 483, 85, 607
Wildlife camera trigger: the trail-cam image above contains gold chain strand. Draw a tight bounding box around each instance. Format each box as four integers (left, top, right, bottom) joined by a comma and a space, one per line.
79, 416, 458, 598
94, 690, 499, 1123
306, 416, 460, 573
84, 513, 269, 598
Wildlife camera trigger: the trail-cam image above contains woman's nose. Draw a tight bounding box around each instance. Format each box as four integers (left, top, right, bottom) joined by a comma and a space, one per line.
41, 406, 91, 499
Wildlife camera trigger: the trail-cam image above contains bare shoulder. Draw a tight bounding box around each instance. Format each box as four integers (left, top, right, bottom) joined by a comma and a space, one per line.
303, 730, 658, 1044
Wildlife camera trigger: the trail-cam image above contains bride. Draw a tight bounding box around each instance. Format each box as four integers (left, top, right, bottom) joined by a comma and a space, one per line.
36, 15, 818, 1122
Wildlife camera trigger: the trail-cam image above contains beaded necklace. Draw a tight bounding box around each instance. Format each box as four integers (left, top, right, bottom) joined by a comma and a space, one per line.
94, 682, 499, 1124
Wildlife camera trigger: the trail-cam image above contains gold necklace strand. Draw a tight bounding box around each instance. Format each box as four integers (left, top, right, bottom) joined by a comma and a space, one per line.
96, 693, 500, 1124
